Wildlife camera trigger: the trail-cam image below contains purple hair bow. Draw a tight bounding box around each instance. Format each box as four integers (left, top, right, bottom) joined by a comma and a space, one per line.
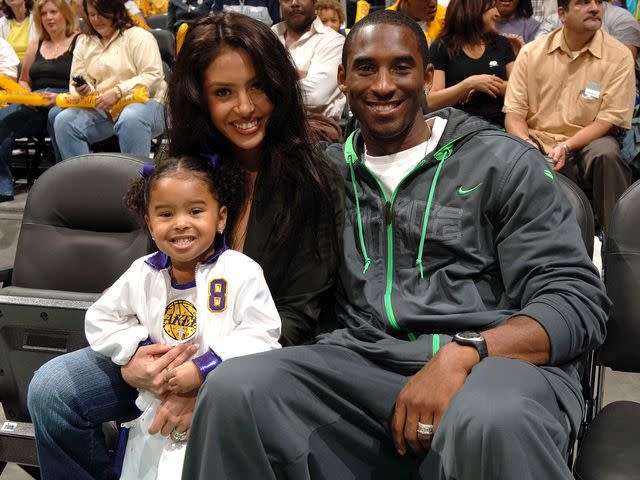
200, 153, 220, 169
139, 163, 156, 178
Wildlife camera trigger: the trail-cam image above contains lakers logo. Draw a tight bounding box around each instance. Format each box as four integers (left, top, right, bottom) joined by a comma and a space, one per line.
163, 300, 197, 342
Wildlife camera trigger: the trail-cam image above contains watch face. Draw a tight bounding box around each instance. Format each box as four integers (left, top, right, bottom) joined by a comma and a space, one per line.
457, 331, 481, 340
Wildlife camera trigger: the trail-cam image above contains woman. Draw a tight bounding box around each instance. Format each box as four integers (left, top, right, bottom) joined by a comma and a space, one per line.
0, 0, 78, 202
53, 0, 166, 161
428, 0, 515, 126
0, 0, 36, 60
28, 12, 343, 479
495, 0, 540, 46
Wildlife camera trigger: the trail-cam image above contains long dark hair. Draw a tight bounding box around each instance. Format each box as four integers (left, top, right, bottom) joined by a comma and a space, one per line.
83, 0, 133, 36
515, 0, 534, 18
168, 13, 338, 253
1, 0, 32, 19
440, 0, 501, 58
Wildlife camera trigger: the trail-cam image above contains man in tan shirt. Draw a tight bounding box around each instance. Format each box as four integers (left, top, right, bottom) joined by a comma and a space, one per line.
504, 0, 634, 235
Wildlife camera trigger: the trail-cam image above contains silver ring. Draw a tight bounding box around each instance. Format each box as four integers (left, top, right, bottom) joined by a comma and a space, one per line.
417, 422, 434, 436
170, 429, 188, 443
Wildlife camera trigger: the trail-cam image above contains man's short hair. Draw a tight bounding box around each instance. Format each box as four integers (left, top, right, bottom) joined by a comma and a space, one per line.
557, 0, 570, 10
341, 9, 430, 71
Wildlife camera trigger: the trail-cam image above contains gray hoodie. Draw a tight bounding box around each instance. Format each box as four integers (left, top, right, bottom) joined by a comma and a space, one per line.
318, 108, 609, 436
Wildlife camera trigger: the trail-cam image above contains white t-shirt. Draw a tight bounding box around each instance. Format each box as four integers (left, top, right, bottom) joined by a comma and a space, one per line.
364, 117, 447, 197
0, 37, 18, 79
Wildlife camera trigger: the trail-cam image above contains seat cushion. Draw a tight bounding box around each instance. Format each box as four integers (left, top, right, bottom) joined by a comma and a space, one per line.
574, 401, 640, 480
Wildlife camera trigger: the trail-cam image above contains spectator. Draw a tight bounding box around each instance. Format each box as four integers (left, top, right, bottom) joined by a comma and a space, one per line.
28, 13, 342, 478
53, 0, 166, 161
0, 0, 36, 61
536, 0, 639, 61
0, 0, 77, 202
0, 37, 19, 80
272, 0, 346, 121
168, 0, 213, 32
505, 0, 634, 235
387, 0, 446, 45
495, 0, 541, 51
211, 0, 281, 25
429, 0, 515, 126
182, 10, 609, 480
317, 0, 346, 34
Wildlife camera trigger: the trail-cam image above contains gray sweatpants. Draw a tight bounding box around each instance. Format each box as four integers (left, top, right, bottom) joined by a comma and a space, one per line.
182, 344, 575, 479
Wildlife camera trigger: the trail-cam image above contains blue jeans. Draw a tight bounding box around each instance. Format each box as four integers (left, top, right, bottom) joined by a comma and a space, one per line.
0, 89, 66, 196
53, 99, 165, 161
28, 347, 139, 480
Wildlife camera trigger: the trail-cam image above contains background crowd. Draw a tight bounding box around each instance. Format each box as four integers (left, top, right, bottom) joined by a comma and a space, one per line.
0, 0, 637, 238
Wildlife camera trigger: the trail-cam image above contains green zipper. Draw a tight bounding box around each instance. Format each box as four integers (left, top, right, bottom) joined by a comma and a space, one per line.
344, 131, 473, 341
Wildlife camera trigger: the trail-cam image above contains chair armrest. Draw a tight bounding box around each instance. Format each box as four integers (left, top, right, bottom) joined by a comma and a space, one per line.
0, 419, 38, 466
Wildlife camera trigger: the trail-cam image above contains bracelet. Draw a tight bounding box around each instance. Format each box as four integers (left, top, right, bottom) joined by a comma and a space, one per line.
559, 143, 570, 155
114, 86, 122, 99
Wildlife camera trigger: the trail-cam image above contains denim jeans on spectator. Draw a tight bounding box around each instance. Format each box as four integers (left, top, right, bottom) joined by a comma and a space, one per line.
54, 99, 165, 161
0, 88, 66, 196
28, 347, 139, 480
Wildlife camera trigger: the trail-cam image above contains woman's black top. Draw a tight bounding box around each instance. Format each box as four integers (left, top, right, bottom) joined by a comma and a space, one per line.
430, 35, 515, 126
30, 34, 78, 91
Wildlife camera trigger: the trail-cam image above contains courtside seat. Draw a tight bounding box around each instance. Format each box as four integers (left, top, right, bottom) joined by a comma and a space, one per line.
0, 153, 148, 472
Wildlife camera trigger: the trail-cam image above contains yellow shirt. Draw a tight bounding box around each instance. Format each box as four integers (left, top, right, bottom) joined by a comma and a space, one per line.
504, 28, 635, 154
135, 0, 168, 16
7, 18, 30, 61
387, 1, 446, 45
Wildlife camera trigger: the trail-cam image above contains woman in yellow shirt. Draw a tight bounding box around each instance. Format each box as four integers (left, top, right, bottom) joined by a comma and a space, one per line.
0, 0, 36, 60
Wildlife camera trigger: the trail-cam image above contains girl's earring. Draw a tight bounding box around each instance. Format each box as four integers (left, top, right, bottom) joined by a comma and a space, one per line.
217, 230, 224, 234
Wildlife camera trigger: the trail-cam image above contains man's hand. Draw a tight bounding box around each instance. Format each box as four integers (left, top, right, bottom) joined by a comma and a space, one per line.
121, 343, 199, 395
548, 144, 567, 171
391, 343, 479, 456
148, 390, 198, 438
167, 360, 203, 394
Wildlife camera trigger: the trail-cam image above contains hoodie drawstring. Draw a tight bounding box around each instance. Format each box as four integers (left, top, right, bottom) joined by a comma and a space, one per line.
416, 144, 453, 278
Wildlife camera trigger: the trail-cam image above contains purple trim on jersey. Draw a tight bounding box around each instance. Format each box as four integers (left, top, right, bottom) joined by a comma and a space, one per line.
139, 338, 153, 347
144, 234, 229, 270
171, 278, 197, 290
192, 349, 222, 380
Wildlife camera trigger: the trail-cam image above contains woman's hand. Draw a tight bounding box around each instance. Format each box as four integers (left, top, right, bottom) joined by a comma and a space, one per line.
503, 33, 525, 56
121, 343, 199, 395
18, 80, 31, 91
464, 74, 505, 98
96, 87, 120, 110
73, 81, 92, 96
148, 390, 198, 439
41, 91, 58, 107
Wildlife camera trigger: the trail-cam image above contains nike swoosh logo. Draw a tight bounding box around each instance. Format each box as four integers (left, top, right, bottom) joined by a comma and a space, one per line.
457, 183, 482, 196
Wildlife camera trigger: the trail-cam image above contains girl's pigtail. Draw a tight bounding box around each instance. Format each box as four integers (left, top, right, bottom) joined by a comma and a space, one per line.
123, 176, 148, 223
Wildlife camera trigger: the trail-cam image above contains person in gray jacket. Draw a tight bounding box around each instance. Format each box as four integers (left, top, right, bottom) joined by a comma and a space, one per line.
182, 9, 609, 479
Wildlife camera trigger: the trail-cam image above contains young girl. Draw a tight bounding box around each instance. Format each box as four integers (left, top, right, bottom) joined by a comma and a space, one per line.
84, 155, 281, 479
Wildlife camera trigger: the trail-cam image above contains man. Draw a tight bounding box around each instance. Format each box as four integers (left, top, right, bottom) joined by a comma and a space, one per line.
536, 0, 640, 61
183, 10, 608, 479
387, 0, 445, 45
504, 0, 634, 236
272, 0, 345, 120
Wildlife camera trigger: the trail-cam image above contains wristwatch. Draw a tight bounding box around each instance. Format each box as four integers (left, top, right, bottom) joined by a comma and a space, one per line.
453, 331, 488, 360
559, 143, 570, 156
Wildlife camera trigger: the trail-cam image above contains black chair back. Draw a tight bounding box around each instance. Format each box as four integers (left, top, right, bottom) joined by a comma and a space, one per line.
557, 173, 595, 258
150, 28, 175, 66
598, 179, 640, 372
